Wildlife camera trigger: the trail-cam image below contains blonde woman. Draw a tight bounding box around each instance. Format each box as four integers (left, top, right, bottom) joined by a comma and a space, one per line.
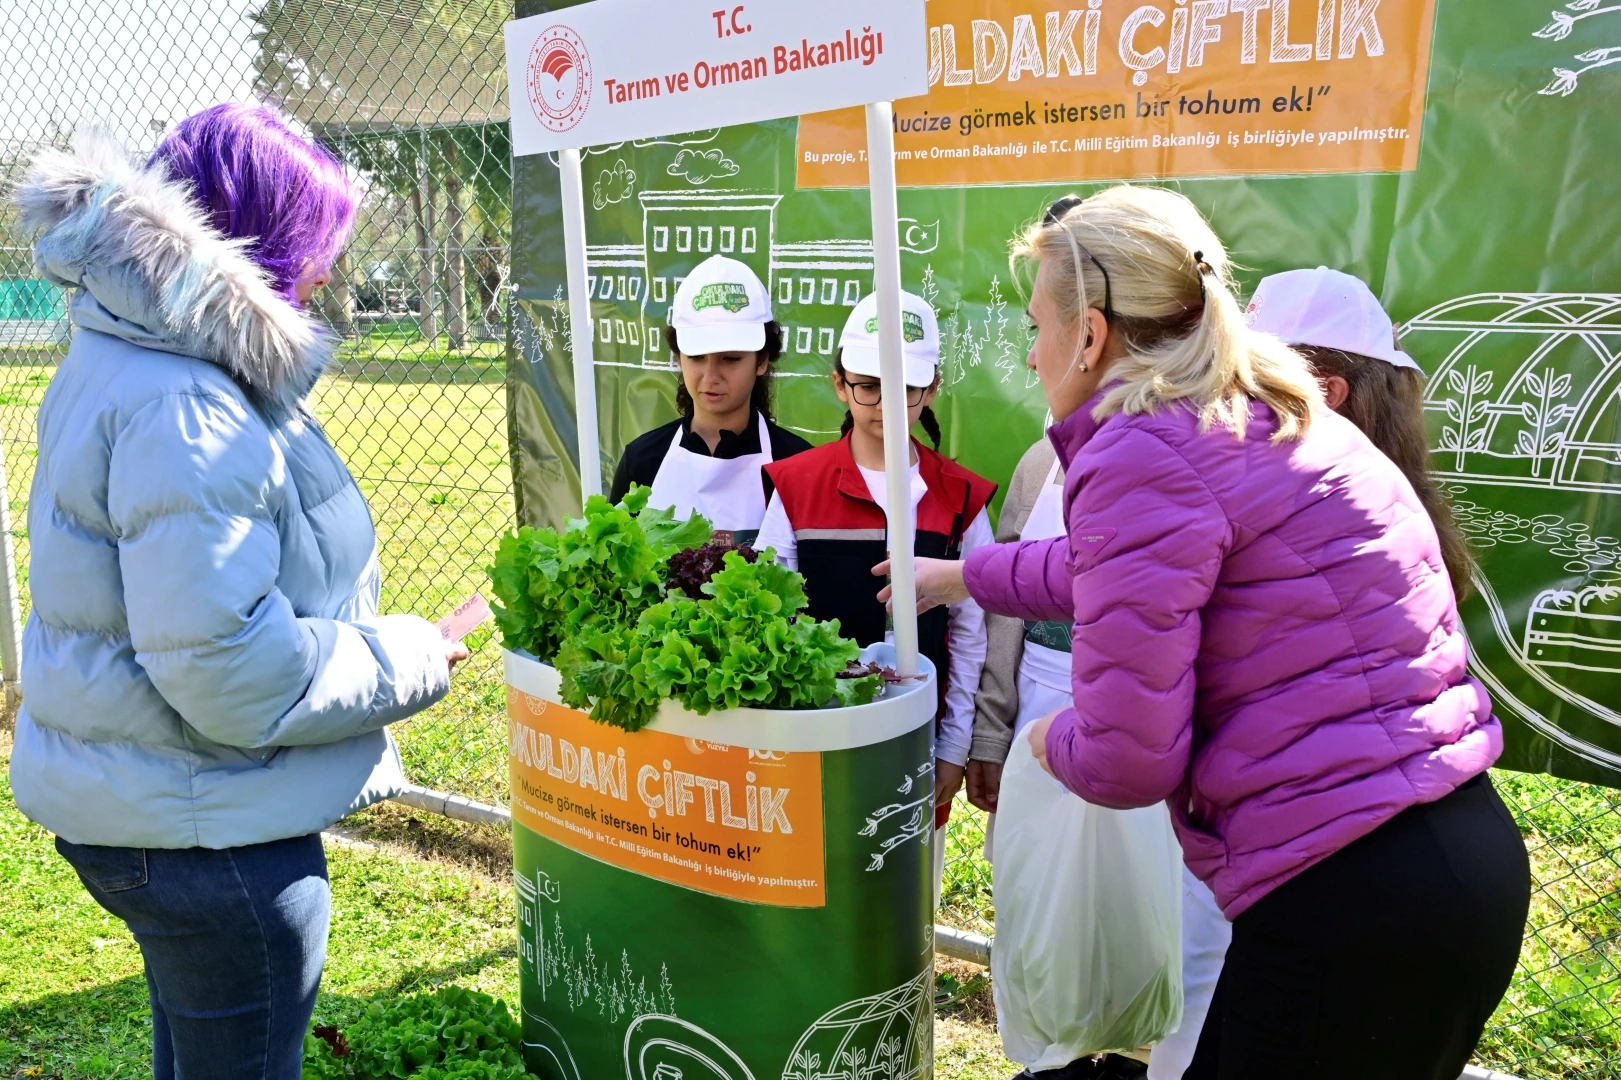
886, 188, 1528, 1079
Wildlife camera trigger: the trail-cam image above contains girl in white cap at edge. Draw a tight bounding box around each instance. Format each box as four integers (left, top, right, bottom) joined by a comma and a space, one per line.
1247, 266, 1477, 599
756, 290, 998, 906
610, 254, 811, 547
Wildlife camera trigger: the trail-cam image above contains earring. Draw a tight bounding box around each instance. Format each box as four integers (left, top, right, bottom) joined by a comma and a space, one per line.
1078, 361, 1089, 373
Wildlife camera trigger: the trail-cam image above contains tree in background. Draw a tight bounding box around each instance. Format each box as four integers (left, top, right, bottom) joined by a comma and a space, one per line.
249, 0, 511, 353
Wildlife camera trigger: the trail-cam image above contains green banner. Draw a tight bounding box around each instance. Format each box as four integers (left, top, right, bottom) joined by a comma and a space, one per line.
509, 0, 1621, 786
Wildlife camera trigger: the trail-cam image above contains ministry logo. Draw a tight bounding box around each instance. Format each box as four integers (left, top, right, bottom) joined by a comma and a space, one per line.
527, 25, 593, 134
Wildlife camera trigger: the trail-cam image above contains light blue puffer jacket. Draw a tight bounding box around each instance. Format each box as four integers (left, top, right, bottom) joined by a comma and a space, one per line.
8, 134, 451, 849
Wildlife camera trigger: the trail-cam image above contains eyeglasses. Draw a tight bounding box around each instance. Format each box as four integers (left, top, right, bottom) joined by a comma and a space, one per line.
1044, 194, 1114, 322
844, 379, 925, 408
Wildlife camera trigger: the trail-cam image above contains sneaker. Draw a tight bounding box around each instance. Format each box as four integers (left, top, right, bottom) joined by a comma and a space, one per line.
1010, 1058, 1108, 1080
1098, 1055, 1148, 1079
1011, 1054, 1146, 1080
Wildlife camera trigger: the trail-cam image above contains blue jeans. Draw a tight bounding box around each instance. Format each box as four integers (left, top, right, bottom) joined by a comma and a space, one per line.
55, 833, 330, 1080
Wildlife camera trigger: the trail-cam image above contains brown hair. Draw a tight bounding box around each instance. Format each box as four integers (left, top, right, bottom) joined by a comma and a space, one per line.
666, 321, 785, 422
832, 351, 943, 450
1302, 346, 1478, 599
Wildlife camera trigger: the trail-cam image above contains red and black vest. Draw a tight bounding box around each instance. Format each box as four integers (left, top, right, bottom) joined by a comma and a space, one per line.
764, 436, 998, 714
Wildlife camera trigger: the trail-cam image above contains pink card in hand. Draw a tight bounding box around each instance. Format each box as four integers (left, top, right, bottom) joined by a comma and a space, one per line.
437, 594, 492, 642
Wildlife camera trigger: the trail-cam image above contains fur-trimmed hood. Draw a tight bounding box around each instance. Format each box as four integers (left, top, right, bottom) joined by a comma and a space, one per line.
14, 130, 333, 412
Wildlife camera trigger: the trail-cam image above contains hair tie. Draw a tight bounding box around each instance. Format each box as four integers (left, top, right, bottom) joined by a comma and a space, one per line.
1192, 249, 1214, 299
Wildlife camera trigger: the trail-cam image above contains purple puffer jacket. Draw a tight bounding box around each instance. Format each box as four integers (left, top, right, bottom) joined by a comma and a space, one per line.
964, 393, 1500, 918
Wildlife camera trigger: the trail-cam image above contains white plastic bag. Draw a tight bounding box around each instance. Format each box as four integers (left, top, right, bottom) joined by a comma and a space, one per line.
990, 734, 1185, 1069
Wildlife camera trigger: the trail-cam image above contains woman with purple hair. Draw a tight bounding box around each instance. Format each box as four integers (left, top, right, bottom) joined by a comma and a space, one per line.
10, 103, 466, 1076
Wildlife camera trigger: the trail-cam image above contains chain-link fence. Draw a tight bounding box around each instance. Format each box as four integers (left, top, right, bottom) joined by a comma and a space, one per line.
2, 4, 1618, 1078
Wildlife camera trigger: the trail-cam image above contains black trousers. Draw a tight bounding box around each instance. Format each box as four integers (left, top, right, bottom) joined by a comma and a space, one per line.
1184, 773, 1530, 1080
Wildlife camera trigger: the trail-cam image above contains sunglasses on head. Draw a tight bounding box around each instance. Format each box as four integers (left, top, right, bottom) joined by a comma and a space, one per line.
1044, 194, 1114, 322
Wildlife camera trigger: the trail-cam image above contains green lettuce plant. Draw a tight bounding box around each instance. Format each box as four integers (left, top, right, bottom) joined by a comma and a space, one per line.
302, 987, 526, 1080
490, 489, 885, 730
489, 486, 711, 663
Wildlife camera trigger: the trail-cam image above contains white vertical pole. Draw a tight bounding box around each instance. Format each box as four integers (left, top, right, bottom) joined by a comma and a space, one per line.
558, 147, 602, 505
864, 102, 920, 680
0, 441, 21, 721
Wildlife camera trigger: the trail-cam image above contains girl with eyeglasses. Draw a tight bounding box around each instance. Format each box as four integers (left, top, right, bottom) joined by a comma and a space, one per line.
755, 290, 997, 897
888, 187, 1528, 1079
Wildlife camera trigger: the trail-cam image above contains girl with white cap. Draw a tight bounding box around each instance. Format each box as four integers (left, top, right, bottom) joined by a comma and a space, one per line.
756, 290, 998, 897
609, 254, 811, 547
1246, 266, 1477, 596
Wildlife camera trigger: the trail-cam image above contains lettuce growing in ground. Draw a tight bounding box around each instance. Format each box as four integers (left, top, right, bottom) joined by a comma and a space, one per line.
303, 987, 525, 1080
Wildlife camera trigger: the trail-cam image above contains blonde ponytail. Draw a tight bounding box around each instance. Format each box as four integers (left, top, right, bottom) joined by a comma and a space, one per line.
1012, 186, 1321, 442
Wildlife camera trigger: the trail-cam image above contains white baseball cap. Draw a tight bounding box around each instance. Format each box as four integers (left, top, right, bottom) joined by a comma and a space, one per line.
1246, 267, 1422, 373
839, 290, 941, 387
669, 255, 773, 356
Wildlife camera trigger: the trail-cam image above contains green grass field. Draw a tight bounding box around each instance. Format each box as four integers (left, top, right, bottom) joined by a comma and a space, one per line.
0, 340, 1618, 1078
0, 735, 1017, 1080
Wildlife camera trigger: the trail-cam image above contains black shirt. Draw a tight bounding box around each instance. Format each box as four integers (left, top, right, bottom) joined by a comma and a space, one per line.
608, 412, 814, 503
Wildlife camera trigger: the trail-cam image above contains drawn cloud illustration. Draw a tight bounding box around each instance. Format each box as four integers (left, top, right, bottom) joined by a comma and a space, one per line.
668, 147, 741, 186
593, 159, 638, 210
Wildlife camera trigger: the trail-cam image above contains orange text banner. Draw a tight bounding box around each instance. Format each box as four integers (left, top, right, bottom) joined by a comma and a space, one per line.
508, 689, 828, 907
796, 0, 1437, 187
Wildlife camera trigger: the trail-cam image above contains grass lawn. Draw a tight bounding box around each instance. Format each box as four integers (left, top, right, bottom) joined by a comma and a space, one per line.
0, 737, 1017, 1080
0, 738, 521, 1078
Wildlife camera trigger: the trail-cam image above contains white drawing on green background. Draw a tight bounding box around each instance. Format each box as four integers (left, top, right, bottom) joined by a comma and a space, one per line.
1436, 364, 1494, 471
1515, 368, 1577, 478
1405, 293, 1621, 772
516, 867, 677, 1024
595, 160, 639, 210
1526, 585, 1621, 676
624, 1015, 757, 1080
1466, 575, 1621, 771
898, 219, 940, 255
522, 1012, 583, 1080
1414, 294, 1621, 494
582, 187, 1027, 407
515, 285, 574, 360
780, 967, 932, 1080
925, 266, 1027, 391
1535, 1, 1621, 94
669, 148, 742, 186
859, 764, 935, 872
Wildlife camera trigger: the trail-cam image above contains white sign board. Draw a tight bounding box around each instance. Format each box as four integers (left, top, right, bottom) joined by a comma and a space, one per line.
505, 0, 929, 157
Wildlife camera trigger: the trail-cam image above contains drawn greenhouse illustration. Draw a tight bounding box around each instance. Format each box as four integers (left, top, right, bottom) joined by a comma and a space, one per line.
780, 968, 932, 1080
1405, 293, 1621, 772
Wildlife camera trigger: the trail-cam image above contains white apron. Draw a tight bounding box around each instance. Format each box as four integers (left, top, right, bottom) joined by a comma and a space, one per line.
646, 412, 772, 546
984, 461, 1070, 867
1013, 460, 1073, 727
